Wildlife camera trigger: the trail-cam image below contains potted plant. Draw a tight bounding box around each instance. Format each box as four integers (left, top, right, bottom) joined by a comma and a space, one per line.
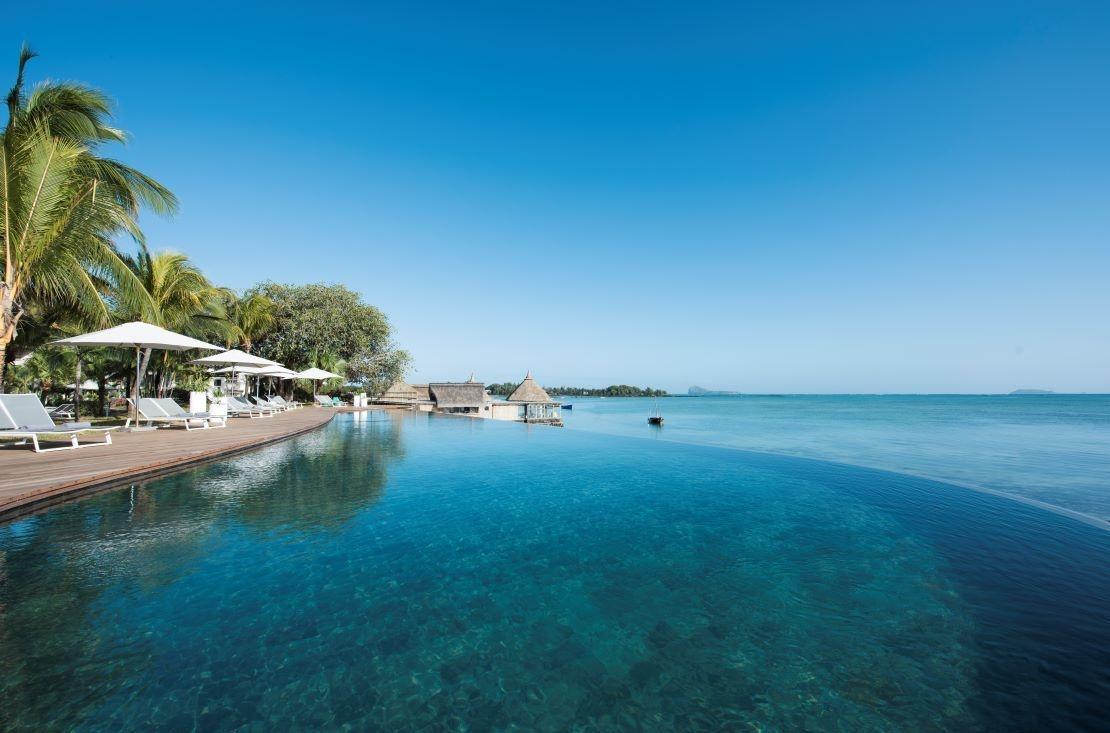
178, 370, 211, 414
208, 387, 227, 418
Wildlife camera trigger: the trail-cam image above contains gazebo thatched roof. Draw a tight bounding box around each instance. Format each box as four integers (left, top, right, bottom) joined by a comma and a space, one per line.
429, 382, 486, 409
507, 372, 552, 403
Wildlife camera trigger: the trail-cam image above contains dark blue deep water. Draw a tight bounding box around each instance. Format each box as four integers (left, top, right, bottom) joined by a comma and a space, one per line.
1, 412, 1108, 730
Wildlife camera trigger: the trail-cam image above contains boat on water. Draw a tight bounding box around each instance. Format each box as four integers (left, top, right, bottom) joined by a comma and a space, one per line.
648, 400, 664, 425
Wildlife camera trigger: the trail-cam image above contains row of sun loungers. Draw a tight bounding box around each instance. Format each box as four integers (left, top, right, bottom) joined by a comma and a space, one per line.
0, 392, 311, 454
134, 398, 227, 430
226, 395, 301, 417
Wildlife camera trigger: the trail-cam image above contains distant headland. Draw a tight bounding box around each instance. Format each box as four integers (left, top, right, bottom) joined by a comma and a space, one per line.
688, 386, 741, 396
1009, 389, 1056, 395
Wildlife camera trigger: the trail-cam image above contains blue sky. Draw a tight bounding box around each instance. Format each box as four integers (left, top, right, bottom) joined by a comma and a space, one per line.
7, 2, 1110, 392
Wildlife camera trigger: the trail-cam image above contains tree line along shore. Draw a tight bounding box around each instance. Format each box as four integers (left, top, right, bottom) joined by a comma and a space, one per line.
485, 384, 668, 398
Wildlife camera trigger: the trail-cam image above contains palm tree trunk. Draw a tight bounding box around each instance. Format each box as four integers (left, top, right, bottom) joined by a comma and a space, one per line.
138, 347, 152, 382
0, 289, 21, 394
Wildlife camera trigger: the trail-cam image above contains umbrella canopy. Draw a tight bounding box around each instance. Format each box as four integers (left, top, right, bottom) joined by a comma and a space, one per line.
293, 367, 341, 399
254, 365, 295, 397
67, 380, 100, 391
191, 349, 276, 367
192, 350, 277, 397
293, 367, 341, 380
51, 322, 221, 426
256, 365, 295, 377
211, 365, 264, 375
52, 321, 222, 351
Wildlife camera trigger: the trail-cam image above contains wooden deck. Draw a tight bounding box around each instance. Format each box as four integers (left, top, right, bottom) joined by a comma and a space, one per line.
0, 407, 369, 520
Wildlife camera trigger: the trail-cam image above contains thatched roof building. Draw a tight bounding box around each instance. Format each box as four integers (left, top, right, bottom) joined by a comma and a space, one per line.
381, 380, 418, 402
429, 382, 487, 411
507, 371, 552, 403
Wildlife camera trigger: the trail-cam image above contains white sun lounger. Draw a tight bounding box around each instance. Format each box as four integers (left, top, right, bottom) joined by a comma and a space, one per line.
47, 403, 77, 420
251, 396, 288, 412
314, 395, 336, 407
269, 396, 299, 409
131, 398, 214, 430
227, 395, 275, 417
155, 398, 227, 429
0, 393, 116, 453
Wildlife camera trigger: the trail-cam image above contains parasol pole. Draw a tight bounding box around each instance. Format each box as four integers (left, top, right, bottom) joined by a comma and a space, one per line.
132, 345, 141, 426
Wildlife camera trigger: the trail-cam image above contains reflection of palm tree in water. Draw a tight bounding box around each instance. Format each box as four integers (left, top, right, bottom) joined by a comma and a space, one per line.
233, 412, 407, 530
0, 414, 408, 728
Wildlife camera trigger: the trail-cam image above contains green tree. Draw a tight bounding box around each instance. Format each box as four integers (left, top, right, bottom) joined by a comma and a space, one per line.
121, 249, 232, 397
226, 291, 275, 352
347, 349, 412, 397
4, 347, 74, 398
1, 45, 174, 387
249, 282, 409, 393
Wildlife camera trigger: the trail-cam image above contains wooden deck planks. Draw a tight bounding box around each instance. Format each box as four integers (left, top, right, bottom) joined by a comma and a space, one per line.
0, 407, 360, 520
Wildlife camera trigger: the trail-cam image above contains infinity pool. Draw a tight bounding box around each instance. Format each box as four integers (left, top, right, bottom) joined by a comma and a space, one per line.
1, 412, 1107, 730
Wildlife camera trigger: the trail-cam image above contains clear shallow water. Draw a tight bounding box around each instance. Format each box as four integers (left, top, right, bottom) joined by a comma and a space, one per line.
562, 394, 1110, 524
0, 412, 1107, 730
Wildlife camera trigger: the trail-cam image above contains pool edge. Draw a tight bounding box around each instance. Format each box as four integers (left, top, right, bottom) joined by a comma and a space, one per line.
0, 411, 339, 523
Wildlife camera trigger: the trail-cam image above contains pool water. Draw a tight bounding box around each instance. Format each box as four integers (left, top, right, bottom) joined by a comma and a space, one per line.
1, 412, 1108, 730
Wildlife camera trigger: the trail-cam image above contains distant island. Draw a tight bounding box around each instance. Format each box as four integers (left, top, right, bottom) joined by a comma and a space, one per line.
1010, 389, 1056, 395
688, 386, 741, 396
486, 383, 668, 398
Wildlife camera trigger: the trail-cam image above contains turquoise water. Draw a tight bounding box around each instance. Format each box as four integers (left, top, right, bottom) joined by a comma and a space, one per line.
1, 411, 1109, 730
563, 394, 1110, 524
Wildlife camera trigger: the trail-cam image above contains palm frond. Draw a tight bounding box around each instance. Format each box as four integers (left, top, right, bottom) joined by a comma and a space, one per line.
24, 82, 125, 145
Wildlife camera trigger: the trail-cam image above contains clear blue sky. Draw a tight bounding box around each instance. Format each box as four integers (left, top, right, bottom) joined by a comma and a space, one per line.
8, 2, 1110, 393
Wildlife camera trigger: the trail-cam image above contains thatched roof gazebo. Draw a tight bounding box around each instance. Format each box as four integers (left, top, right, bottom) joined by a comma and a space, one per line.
507, 371, 552, 403
496, 371, 561, 424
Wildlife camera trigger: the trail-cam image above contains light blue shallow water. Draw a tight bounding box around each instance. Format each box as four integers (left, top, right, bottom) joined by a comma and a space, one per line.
1, 411, 1108, 730
561, 394, 1110, 524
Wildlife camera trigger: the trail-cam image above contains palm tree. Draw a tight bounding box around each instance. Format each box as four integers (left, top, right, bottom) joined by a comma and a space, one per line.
227, 292, 275, 352
121, 248, 233, 395
1, 44, 174, 388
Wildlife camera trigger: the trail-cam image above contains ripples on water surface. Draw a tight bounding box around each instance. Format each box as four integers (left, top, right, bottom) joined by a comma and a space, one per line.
562, 394, 1110, 523
1, 411, 1108, 730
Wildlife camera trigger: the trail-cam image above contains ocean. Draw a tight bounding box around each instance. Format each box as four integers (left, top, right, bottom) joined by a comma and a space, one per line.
560, 394, 1110, 525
